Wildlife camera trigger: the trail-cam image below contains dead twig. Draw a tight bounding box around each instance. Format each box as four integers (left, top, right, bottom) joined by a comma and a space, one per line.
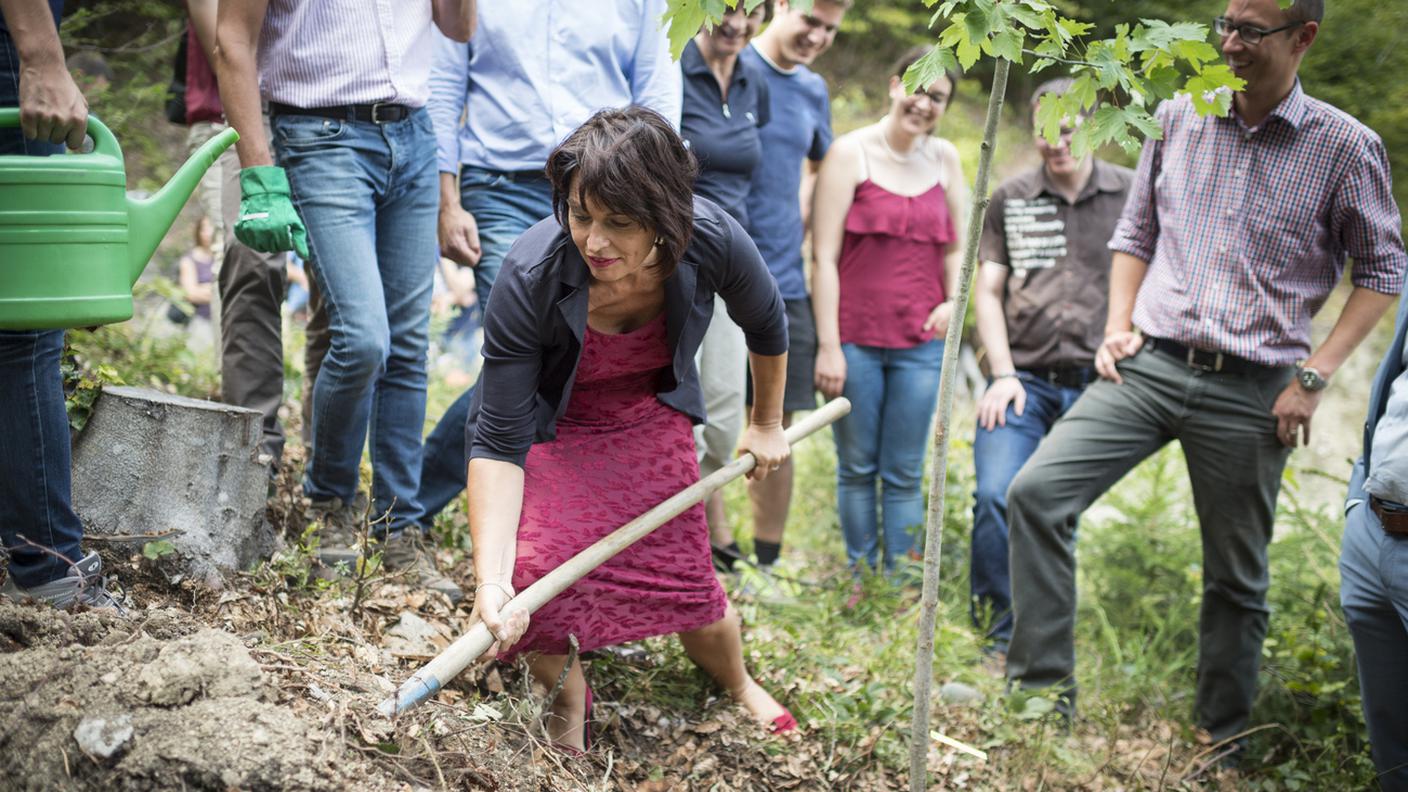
83, 529, 183, 542
540, 634, 581, 734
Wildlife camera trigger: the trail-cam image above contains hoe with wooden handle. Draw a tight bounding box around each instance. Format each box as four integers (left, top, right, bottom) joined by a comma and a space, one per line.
378, 396, 852, 717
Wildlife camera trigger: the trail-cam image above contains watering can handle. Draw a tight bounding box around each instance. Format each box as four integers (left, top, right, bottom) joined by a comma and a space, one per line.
0, 108, 122, 159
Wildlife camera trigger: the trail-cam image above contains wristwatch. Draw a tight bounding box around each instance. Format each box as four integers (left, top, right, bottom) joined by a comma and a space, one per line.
1296, 365, 1329, 392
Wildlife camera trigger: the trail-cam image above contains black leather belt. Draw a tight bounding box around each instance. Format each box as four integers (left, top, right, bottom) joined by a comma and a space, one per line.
1371, 496, 1408, 536
1144, 337, 1279, 376
1023, 365, 1094, 389
268, 101, 412, 124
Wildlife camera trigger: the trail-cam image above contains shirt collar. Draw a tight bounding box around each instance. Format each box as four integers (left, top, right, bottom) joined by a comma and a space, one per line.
684, 39, 750, 88
750, 42, 797, 76
1230, 78, 1309, 132
1270, 78, 1309, 129
682, 39, 712, 79
1020, 160, 1121, 203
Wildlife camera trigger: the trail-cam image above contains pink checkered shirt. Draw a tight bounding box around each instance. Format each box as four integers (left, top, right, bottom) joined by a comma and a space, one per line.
1109, 82, 1407, 366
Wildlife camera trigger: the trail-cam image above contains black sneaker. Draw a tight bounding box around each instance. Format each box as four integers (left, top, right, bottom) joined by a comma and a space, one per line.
1, 550, 130, 615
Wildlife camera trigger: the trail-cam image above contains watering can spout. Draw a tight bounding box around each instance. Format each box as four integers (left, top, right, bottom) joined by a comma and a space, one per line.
126, 127, 240, 285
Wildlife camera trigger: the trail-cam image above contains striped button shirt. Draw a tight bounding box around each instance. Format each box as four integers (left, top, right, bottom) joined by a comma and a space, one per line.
257, 0, 435, 109
1109, 82, 1407, 366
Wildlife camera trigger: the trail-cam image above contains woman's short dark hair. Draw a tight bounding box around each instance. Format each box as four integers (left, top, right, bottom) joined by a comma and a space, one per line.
546, 107, 699, 280
892, 46, 961, 108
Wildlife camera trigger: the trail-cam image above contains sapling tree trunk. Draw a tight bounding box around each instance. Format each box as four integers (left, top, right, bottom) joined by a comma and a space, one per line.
909, 57, 1011, 791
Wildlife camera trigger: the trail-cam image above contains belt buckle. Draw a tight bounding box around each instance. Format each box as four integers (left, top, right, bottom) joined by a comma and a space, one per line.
1185, 348, 1224, 372
370, 102, 395, 124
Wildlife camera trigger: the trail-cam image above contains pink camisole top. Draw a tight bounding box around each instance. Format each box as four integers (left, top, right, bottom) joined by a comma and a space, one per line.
837, 164, 956, 348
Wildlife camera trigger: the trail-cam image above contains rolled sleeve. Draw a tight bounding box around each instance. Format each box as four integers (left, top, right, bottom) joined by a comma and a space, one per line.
716, 214, 788, 355
428, 31, 470, 174
1336, 136, 1407, 295
1108, 104, 1167, 262
633, 0, 682, 129
467, 260, 545, 468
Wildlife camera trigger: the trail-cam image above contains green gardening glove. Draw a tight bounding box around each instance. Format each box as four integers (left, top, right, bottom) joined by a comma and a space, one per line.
235, 165, 310, 259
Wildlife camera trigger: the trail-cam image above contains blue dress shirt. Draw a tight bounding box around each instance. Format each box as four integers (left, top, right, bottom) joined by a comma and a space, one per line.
427, 0, 682, 174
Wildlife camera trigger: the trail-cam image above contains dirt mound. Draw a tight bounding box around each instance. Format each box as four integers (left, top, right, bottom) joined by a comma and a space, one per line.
0, 603, 342, 792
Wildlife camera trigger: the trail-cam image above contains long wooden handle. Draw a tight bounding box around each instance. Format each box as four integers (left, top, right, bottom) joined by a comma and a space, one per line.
378, 397, 852, 717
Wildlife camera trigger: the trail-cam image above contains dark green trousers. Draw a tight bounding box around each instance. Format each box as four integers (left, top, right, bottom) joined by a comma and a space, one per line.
1005, 344, 1294, 740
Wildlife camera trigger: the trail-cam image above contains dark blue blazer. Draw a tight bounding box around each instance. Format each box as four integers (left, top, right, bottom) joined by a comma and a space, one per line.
465, 197, 788, 468
1350, 295, 1408, 505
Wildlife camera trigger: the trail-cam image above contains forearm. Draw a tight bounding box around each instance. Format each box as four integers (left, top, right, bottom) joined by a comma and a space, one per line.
810, 256, 841, 350
466, 457, 525, 587
432, 0, 475, 42
974, 288, 1014, 375
1307, 287, 1399, 377
214, 3, 272, 167
800, 163, 820, 232
1104, 252, 1149, 335
2, 0, 63, 65
186, 0, 218, 63
944, 246, 963, 304
747, 352, 787, 426
440, 171, 462, 212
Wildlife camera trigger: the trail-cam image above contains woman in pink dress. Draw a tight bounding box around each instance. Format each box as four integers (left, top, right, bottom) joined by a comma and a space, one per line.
465, 107, 796, 753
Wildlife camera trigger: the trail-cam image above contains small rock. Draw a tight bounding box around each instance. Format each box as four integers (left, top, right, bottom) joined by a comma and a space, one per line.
305, 682, 332, 703
939, 681, 984, 705
383, 611, 443, 657
73, 714, 133, 760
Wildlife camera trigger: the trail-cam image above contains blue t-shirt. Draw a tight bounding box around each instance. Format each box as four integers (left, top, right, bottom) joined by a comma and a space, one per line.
680, 39, 769, 228
741, 44, 832, 300
0, 0, 64, 33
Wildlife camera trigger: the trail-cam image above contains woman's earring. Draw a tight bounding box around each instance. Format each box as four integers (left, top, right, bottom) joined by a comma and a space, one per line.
654, 236, 665, 247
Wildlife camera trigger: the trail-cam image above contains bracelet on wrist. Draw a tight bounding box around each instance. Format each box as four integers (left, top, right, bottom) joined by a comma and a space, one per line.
992, 371, 1018, 380
474, 582, 514, 598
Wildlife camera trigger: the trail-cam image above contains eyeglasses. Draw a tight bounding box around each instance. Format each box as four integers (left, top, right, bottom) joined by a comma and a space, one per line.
914, 88, 951, 106
1213, 16, 1304, 45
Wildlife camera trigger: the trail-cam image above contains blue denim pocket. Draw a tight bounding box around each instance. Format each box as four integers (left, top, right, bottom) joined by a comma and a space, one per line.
272, 115, 347, 147
460, 167, 509, 192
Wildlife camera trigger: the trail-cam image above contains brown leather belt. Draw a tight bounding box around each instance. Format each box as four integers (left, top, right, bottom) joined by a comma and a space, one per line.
1371, 497, 1408, 536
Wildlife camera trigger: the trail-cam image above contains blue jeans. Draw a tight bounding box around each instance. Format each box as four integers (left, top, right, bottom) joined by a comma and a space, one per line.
272, 109, 439, 532
416, 168, 554, 527
1341, 496, 1408, 792
459, 167, 554, 306
970, 372, 1085, 648
1, 32, 85, 587
833, 340, 944, 573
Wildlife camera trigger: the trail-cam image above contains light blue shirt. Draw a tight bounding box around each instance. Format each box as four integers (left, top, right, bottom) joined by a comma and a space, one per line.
427, 0, 681, 174
1366, 344, 1408, 505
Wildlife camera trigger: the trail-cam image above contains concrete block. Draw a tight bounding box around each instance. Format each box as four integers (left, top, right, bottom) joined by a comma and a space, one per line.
72, 385, 275, 587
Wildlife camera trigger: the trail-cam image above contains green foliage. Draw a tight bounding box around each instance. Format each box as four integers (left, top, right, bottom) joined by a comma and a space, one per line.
64, 279, 220, 422
142, 539, 175, 560
661, 0, 800, 59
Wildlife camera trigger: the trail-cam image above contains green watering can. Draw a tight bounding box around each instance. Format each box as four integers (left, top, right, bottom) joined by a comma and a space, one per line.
0, 109, 240, 329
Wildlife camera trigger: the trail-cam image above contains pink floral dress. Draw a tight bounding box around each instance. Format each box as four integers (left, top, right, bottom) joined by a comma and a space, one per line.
503, 312, 727, 657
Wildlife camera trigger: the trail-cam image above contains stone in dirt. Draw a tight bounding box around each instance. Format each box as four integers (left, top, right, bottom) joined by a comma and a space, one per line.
71, 385, 277, 588
0, 602, 341, 792
73, 714, 133, 760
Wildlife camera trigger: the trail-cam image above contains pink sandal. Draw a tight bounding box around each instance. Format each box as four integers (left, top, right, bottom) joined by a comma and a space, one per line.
770, 708, 798, 734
